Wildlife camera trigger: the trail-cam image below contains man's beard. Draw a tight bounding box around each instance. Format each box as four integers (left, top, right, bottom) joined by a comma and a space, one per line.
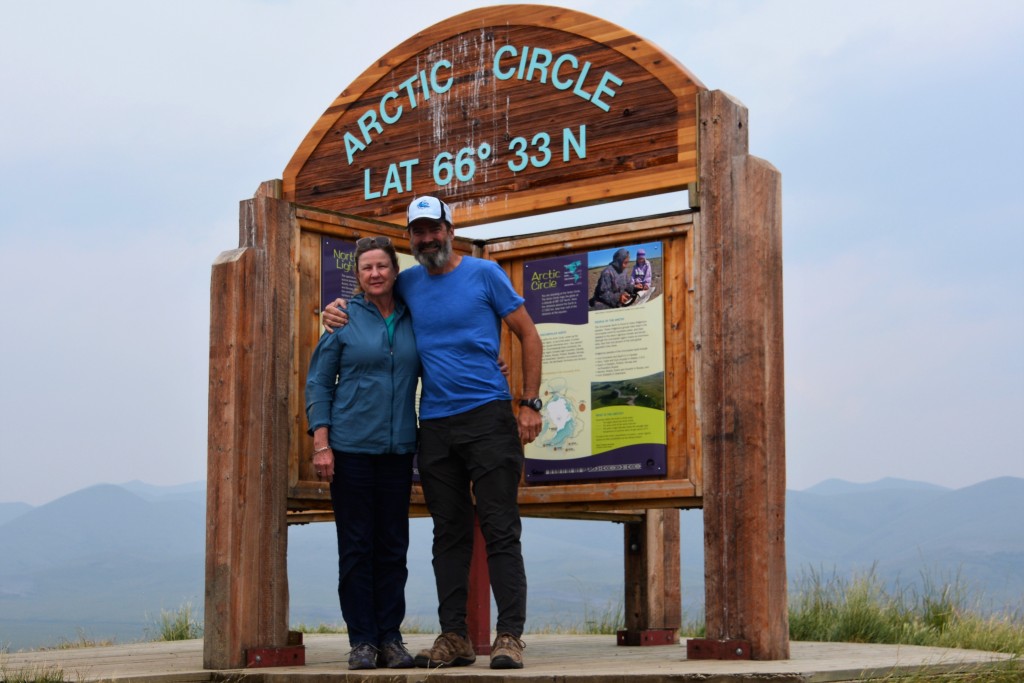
412, 236, 452, 270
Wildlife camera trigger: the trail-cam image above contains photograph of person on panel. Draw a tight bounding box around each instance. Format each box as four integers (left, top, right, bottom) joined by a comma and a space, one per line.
588, 246, 638, 309
321, 195, 543, 669
632, 248, 652, 291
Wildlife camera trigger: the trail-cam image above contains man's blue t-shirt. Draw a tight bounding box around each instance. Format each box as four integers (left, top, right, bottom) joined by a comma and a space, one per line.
397, 256, 524, 420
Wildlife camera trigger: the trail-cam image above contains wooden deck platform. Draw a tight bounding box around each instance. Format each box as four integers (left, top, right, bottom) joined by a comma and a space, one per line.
1, 633, 1017, 682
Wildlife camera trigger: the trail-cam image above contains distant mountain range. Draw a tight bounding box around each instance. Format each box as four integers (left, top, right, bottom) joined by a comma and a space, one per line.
2, 477, 1022, 651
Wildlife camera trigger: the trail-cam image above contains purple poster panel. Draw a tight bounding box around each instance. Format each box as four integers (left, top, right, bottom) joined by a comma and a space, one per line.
320, 237, 358, 311
523, 254, 588, 327
523, 241, 667, 482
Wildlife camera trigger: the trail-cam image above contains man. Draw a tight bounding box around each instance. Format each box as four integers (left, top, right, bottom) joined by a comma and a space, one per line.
322, 195, 542, 670
589, 247, 636, 308
631, 248, 651, 291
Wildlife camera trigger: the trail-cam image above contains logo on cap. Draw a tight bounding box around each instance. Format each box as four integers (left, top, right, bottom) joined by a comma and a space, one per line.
407, 196, 451, 227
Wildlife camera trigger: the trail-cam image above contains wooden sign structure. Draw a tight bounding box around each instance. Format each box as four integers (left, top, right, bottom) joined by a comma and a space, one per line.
205, 4, 787, 670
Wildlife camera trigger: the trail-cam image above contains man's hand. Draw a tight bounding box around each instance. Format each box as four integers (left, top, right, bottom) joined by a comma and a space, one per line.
502, 305, 543, 445
322, 298, 349, 332
516, 405, 543, 445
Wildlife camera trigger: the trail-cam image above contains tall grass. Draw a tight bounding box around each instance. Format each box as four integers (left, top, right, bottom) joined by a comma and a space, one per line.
293, 599, 659, 637
49, 630, 115, 650
788, 567, 1024, 655
147, 601, 203, 641
291, 622, 347, 635
0, 664, 65, 683
291, 617, 437, 635
579, 597, 625, 635
545, 598, 626, 635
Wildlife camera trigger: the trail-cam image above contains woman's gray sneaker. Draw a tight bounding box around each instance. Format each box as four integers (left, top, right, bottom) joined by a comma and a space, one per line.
348, 642, 377, 670
377, 639, 414, 668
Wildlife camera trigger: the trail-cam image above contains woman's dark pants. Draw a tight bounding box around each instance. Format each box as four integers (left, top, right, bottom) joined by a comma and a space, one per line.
329, 451, 414, 646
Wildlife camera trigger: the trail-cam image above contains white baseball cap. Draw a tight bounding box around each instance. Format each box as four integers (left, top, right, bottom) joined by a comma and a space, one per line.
406, 196, 452, 227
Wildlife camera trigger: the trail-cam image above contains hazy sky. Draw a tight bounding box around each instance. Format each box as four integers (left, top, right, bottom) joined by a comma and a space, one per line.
1, 1, 1021, 506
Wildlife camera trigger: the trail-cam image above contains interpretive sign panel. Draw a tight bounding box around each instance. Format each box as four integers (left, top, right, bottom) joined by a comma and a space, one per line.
522, 242, 666, 481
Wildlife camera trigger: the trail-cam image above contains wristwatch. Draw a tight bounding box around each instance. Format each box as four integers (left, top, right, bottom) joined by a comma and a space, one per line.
519, 397, 543, 412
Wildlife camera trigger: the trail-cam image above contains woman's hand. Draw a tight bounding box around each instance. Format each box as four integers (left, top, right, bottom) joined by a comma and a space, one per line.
312, 447, 335, 483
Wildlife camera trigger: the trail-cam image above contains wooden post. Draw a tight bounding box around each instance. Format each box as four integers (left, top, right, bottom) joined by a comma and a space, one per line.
204, 182, 299, 669
694, 90, 789, 660
618, 509, 681, 646
467, 513, 492, 655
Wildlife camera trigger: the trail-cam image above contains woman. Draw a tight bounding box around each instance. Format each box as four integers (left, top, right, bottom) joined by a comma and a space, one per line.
305, 235, 419, 670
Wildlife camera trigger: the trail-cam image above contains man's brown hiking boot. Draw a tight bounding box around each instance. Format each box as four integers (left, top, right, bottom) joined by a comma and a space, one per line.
414, 632, 476, 668
490, 632, 525, 669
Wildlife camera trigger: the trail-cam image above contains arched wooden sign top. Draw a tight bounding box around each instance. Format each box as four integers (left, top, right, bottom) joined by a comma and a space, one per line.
283, 4, 706, 227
